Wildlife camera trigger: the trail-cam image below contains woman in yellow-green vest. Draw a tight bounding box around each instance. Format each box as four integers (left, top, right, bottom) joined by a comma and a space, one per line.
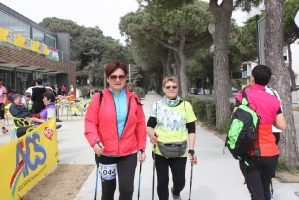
146, 75, 198, 200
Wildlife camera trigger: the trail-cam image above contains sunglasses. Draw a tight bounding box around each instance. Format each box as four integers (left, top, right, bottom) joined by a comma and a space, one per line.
109, 75, 126, 81
165, 85, 178, 90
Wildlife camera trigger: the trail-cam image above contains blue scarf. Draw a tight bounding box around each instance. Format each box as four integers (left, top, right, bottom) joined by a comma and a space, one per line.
163, 95, 180, 107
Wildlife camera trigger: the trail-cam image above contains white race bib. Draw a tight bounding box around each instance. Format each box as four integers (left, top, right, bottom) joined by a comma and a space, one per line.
99, 163, 117, 180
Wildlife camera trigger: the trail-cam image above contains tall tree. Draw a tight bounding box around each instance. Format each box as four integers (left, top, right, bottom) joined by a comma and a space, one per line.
265, 0, 299, 166
208, 0, 262, 128
120, 1, 213, 98
209, 0, 234, 128
284, 0, 299, 91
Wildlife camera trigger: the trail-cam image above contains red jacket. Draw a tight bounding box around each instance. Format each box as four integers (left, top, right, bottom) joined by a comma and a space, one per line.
84, 87, 146, 156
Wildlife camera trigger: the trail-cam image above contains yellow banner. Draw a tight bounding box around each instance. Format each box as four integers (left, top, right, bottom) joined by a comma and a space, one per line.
31, 40, 48, 55
0, 26, 49, 55
0, 27, 16, 45
0, 118, 59, 199
16, 34, 32, 50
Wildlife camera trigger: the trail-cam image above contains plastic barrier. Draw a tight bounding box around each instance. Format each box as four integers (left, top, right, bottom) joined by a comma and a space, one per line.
0, 118, 58, 199
194, 88, 198, 95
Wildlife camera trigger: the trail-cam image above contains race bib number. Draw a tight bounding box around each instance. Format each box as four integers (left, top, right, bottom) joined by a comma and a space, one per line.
99, 163, 117, 180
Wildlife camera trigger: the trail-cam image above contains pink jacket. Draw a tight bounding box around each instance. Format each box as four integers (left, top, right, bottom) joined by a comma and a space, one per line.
236, 84, 281, 156
84, 88, 146, 156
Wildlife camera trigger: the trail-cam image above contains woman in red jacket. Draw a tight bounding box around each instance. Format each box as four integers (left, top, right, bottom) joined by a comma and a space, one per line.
84, 61, 146, 200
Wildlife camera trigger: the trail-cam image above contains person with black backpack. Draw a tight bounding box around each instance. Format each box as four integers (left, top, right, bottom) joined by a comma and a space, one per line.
233, 65, 286, 200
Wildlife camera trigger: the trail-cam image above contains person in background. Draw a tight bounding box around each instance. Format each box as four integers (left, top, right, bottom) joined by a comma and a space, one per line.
45, 82, 53, 93
147, 75, 197, 200
52, 85, 57, 96
21, 92, 32, 110
89, 88, 94, 99
69, 85, 75, 99
84, 61, 146, 200
61, 84, 67, 96
235, 65, 286, 200
25, 80, 37, 96
29, 92, 61, 128
0, 77, 8, 134
11, 92, 61, 138
9, 94, 32, 118
32, 78, 46, 114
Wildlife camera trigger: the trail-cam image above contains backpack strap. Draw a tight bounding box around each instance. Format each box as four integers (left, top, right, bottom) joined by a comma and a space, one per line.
134, 97, 143, 106
99, 91, 103, 105
267, 85, 278, 98
241, 91, 249, 106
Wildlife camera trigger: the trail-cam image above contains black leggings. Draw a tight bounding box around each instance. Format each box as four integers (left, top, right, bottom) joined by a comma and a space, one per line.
155, 154, 187, 200
239, 155, 279, 200
95, 153, 137, 200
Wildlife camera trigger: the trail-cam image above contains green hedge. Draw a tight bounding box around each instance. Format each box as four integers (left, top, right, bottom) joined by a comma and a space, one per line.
183, 96, 234, 133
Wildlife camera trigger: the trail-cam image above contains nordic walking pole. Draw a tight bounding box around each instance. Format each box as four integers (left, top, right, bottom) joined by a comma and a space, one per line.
137, 150, 144, 200
94, 165, 99, 200
137, 162, 142, 200
152, 144, 156, 200
188, 150, 195, 200
94, 142, 102, 200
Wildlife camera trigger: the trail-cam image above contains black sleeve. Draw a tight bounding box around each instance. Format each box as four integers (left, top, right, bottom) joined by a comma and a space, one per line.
235, 99, 241, 107
186, 121, 196, 134
147, 116, 157, 128
277, 107, 282, 115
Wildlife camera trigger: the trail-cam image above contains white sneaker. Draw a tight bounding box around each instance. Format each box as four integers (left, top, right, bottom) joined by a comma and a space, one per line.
171, 187, 182, 200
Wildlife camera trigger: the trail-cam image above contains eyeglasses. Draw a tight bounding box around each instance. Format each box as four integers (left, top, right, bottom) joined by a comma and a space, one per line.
165, 85, 178, 90
109, 75, 126, 81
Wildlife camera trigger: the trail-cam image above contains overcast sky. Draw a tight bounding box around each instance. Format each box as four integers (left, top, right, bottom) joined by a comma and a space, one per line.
1, 0, 247, 44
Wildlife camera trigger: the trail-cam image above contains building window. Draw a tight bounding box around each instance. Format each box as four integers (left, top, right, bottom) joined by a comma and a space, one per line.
32, 28, 44, 43
45, 35, 56, 48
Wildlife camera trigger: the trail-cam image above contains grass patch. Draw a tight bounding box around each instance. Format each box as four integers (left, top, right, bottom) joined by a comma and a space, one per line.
293, 107, 299, 112
277, 158, 292, 173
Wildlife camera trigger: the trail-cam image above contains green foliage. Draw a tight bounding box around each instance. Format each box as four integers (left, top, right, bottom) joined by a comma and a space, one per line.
217, 118, 231, 135
127, 82, 146, 98
206, 102, 216, 125
77, 86, 90, 98
132, 87, 146, 98
277, 158, 292, 172
284, 0, 299, 44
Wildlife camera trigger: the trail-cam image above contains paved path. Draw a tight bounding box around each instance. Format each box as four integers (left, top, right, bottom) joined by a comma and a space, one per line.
74, 91, 299, 200
1, 92, 298, 199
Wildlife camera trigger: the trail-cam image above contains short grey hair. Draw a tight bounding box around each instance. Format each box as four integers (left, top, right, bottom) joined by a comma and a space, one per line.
12, 94, 22, 101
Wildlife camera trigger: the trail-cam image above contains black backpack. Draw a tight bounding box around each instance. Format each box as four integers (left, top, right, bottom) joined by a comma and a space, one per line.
225, 92, 260, 160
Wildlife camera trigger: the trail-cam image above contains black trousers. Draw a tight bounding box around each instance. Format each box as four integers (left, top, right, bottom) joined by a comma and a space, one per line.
155, 154, 187, 200
239, 155, 279, 200
95, 153, 137, 200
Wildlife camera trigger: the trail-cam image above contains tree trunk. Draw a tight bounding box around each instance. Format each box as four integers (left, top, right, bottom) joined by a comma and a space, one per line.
166, 49, 173, 75
88, 69, 93, 89
177, 49, 188, 98
265, 0, 299, 167
201, 78, 206, 95
209, 0, 233, 128
287, 44, 296, 91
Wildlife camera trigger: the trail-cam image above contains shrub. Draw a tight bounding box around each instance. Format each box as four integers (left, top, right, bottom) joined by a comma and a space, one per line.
217, 117, 231, 134
277, 158, 291, 172
78, 86, 90, 98
206, 102, 216, 125
132, 87, 145, 98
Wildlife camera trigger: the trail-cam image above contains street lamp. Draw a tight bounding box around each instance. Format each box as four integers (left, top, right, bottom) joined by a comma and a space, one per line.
208, 22, 216, 103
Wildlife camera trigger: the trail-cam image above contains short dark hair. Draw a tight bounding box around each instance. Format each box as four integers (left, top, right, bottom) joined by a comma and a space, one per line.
105, 61, 128, 77
252, 65, 272, 86
36, 78, 43, 85
43, 91, 55, 102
